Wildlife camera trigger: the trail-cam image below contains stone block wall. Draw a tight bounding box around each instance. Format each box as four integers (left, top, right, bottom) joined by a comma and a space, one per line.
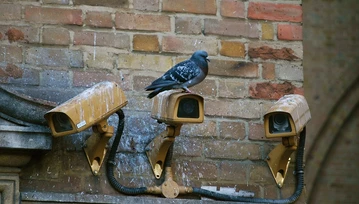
0, 0, 304, 202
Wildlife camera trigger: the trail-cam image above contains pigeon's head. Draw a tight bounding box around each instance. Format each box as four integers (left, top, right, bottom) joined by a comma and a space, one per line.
191, 50, 210, 68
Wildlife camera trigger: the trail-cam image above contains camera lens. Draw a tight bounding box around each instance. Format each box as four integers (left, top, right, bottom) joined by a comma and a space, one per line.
53, 113, 73, 132
269, 114, 291, 133
177, 98, 199, 118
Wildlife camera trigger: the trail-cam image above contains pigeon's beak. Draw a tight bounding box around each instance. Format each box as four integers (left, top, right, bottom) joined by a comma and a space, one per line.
206, 57, 210, 62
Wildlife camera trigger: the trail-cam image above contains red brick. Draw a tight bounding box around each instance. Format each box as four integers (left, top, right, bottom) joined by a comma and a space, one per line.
248, 123, 273, 141
220, 0, 245, 18
133, 0, 159, 11
209, 60, 258, 78
25, 6, 82, 25
173, 160, 218, 180
220, 41, 245, 58
115, 13, 170, 32
248, 2, 302, 23
218, 79, 247, 99
8, 68, 40, 85
189, 78, 216, 96
248, 45, 299, 61
84, 11, 113, 28
2, 64, 22, 79
173, 137, 203, 157
278, 24, 303, 41
205, 99, 261, 119
249, 81, 304, 100
163, 0, 216, 15
204, 19, 259, 38
181, 120, 217, 137
262, 63, 276, 80
0, 4, 21, 20
0, 45, 22, 64
0, 25, 39, 43
133, 34, 159, 52
73, 71, 120, 87
205, 141, 261, 160
175, 17, 202, 35
219, 121, 246, 140
42, 27, 70, 45
162, 36, 217, 55
249, 164, 274, 184
73, 31, 130, 49
6, 28, 24, 43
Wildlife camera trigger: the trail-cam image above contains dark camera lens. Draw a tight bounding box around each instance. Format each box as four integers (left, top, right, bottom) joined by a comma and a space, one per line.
53, 113, 73, 133
177, 98, 199, 118
269, 114, 291, 133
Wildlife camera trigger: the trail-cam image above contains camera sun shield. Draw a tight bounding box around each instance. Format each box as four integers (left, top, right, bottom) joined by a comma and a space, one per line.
264, 94, 311, 138
151, 90, 204, 124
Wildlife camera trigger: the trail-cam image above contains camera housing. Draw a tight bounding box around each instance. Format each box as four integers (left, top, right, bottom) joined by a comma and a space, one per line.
263, 94, 311, 188
264, 94, 311, 138
44, 81, 128, 175
151, 90, 204, 125
45, 81, 127, 137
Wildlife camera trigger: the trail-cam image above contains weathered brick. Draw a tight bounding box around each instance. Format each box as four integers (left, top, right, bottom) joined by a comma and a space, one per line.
41, 70, 70, 88
0, 25, 40, 43
115, 13, 170, 32
218, 79, 247, 99
204, 19, 259, 38
0, 45, 22, 63
6, 28, 24, 43
175, 17, 202, 35
25, 47, 83, 68
181, 120, 217, 137
163, 0, 216, 15
248, 123, 271, 141
205, 141, 261, 160
133, 34, 159, 52
262, 63, 276, 80
220, 161, 247, 181
25, 6, 82, 25
276, 63, 303, 81
73, 31, 130, 49
248, 2, 302, 23
173, 137, 203, 157
117, 54, 173, 72
1, 63, 22, 78
84, 11, 113, 28
277, 24, 303, 41
86, 52, 115, 69
42, 27, 70, 45
133, 75, 154, 91
205, 99, 262, 119
209, 60, 259, 78
173, 160, 218, 180
73, 0, 128, 7
220, 0, 245, 18
249, 163, 274, 184
248, 45, 299, 61
190, 78, 216, 96
133, 0, 159, 11
262, 23, 274, 40
220, 41, 245, 58
73, 71, 119, 87
162, 36, 217, 55
249, 81, 304, 100
219, 121, 246, 140
0, 4, 21, 20
8, 68, 40, 85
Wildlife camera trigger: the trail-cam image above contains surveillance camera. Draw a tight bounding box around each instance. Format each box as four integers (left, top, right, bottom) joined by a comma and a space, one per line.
151, 90, 204, 125
44, 81, 128, 137
263, 94, 311, 187
264, 94, 311, 138
44, 81, 128, 175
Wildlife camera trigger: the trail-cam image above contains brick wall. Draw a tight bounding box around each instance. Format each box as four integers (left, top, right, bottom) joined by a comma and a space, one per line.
0, 0, 304, 202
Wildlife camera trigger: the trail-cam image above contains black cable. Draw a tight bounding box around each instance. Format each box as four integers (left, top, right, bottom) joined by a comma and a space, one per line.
192, 128, 307, 203
106, 110, 147, 195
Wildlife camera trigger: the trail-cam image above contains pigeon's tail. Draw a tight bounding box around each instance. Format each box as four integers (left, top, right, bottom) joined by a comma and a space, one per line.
147, 88, 162, 99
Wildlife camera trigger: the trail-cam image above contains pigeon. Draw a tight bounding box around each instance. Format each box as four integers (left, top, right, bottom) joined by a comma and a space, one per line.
145, 50, 210, 99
